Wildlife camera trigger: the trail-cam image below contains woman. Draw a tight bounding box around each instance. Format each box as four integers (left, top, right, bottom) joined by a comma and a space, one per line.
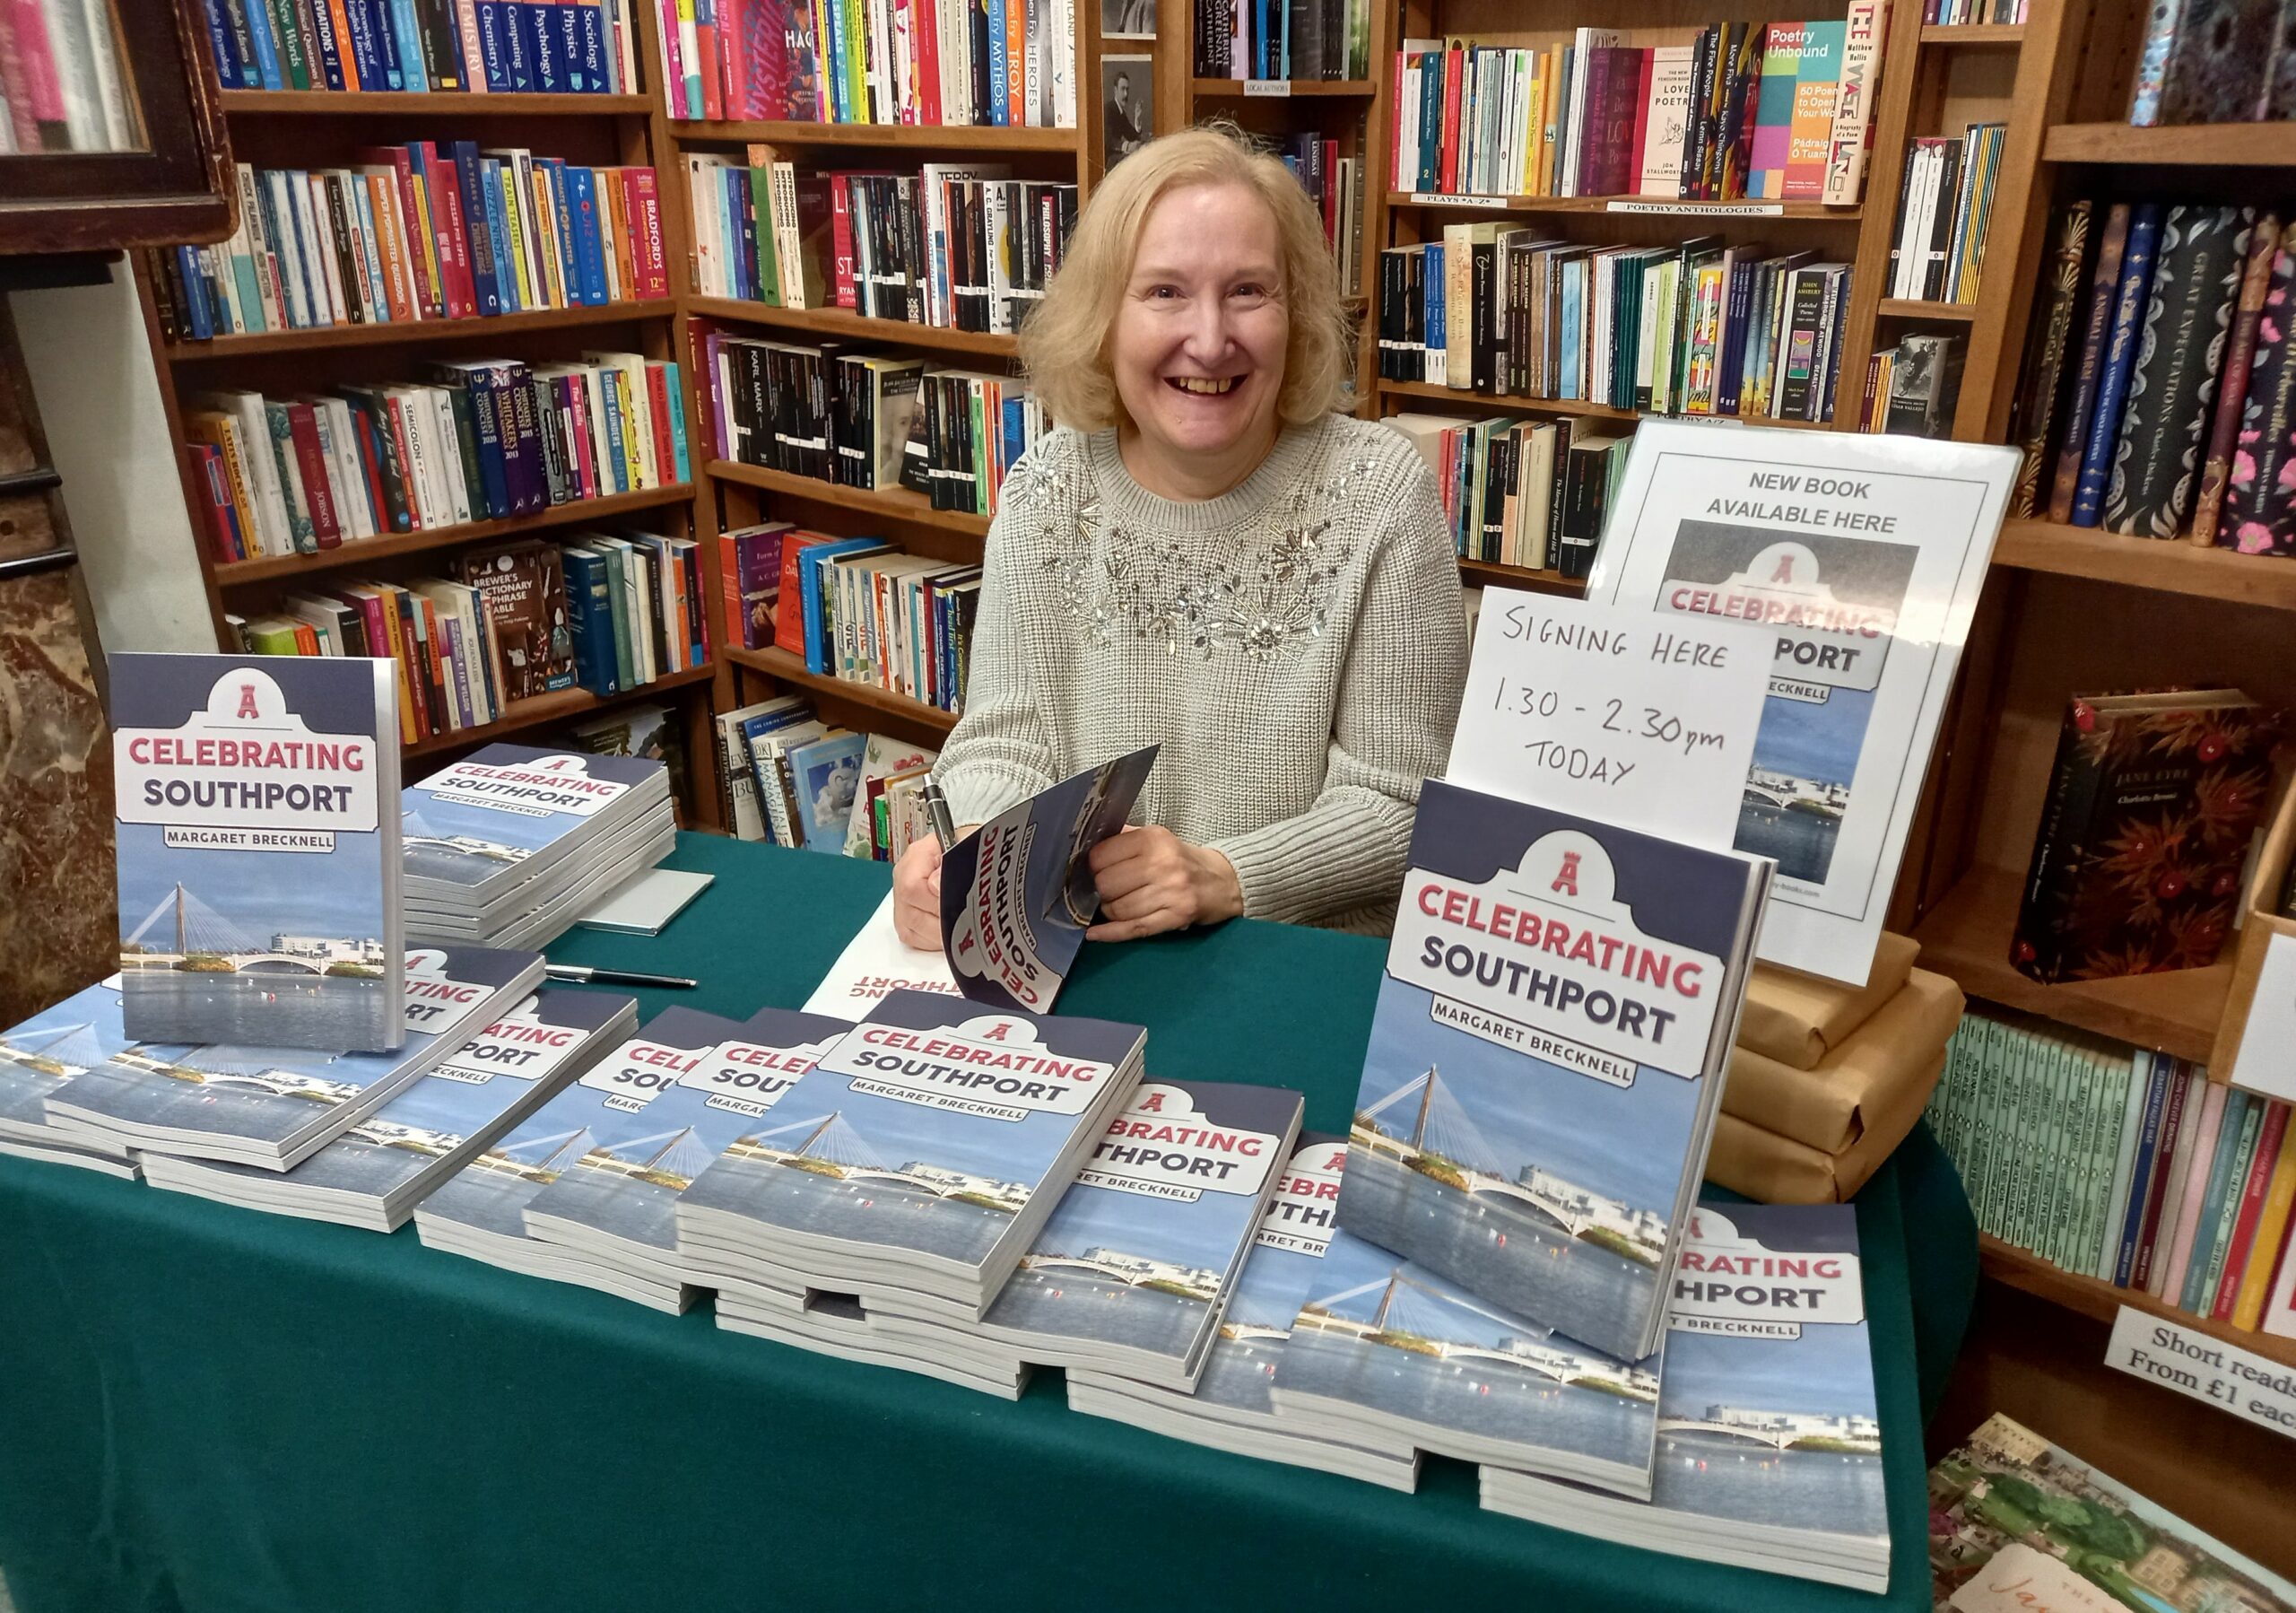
892, 126, 1469, 948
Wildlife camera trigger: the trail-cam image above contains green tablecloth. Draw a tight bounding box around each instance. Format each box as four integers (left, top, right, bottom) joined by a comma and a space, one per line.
0, 834, 1975, 1613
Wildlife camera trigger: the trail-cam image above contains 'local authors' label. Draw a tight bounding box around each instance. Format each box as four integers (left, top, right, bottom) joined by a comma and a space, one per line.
2104, 1306, 2296, 1441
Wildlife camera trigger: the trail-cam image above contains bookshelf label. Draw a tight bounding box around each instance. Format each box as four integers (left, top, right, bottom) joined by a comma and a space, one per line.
1243, 78, 1291, 97
2103, 1309, 2296, 1440
1408, 192, 1506, 209
1606, 200, 1787, 217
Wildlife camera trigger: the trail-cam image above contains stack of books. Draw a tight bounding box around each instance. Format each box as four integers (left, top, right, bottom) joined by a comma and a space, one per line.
2007, 200, 2296, 555
152, 152, 671, 343
194, 0, 643, 92
401, 744, 675, 950
138, 988, 637, 1230
686, 153, 1076, 332
42, 946, 544, 1171
1065, 1132, 1423, 1490
711, 693, 945, 854
714, 1285, 1030, 1396
1886, 123, 2006, 304
185, 353, 690, 564
1929, 1007, 2296, 1340
0, 979, 150, 1178
1390, 11, 1888, 205
1195, 0, 1368, 80
1860, 331, 1965, 438
1377, 231, 1852, 423
778, 531, 978, 709
652, 0, 1078, 127
1384, 412, 1630, 576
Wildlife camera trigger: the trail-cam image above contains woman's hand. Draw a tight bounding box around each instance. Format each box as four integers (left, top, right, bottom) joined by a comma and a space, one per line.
1085, 827, 1244, 942
891, 837, 945, 949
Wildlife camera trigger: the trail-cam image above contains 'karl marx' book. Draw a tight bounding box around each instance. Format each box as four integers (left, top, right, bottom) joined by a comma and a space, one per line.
0, 979, 144, 1176
1480, 1201, 1889, 1593
1586, 420, 2017, 985
1066, 1132, 1423, 1492
691, 988, 1146, 1318
112, 652, 403, 1052
45, 946, 544, 1171
2012, 689, 2274, 983
1336, 779, 1770, 1364
137, 989, 637, 1231
939, 746, 1158, 1014
1271, 1225, 1665, 1499
913, 1080, 1302, 1391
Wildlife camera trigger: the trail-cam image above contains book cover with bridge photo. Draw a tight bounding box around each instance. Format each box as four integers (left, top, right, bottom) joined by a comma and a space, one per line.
1337, 779, 1770, 1365
0, 978, 149, 1176
43, 946, 544, 1171
958, 1079, 1302, 1391
1065, 1133, 1424, 1493
1587, 421, 2016, 984
136, 989, 638, 1232
1269, 1225, 1665, 1499
526, 1006, 853, 1286
941, 745, 1157, 1014
112, 653, 403, 1052
401, 744, 671, 910
1479, 1202, 1891, 1593
687, 989, 1147, 1315
414, 1007, 753, 1312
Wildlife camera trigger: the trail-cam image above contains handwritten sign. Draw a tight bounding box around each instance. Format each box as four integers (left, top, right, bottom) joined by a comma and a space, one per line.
2104, 1307, 2296, 1442
1446, 592, 1771, 852
1242, 78, 1290, 96
1948, 1543, 2120, 1613
1407, 191, 1508, 209
2230, 930, 2296, 1103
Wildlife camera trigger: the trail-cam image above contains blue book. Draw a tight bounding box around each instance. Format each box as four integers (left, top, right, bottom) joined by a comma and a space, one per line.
199, 0, 251, 88
561, 547, 620, 695
2112, 1051, 2175, 1287
519, 3, 563, 90
475, 0, 513, 89
304, 0, 350, 89
595, 367, 630, 493
567, 165, 607, 306
570, 0, 606, 91
478, 160, 518, 313
1426, 243, 1445, 379
500, 0, 534, 88
1334, 778, 1772, 1365
2180, 1088, 2254, 1312
242, 0, 285, 86
2072, 200, 2163, 527
362, 0, 403, 87
447, 141, 504, 317
387, 0, 427, 90
1561, 257, 1586, 397
986, 0, 1008, 126
339, 0, 386, 89
785, 729, 869, 852
174, 247, 215, 339
428, 363, 512, 518
796, 537, 890, 673
730, 171, 760, 301
401, 743, 667, 906
661, 362, 690, 483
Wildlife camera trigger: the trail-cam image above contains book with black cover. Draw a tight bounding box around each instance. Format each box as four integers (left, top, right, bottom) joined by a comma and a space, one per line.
2071, 202, 2164, 527
2101, 205, 2244, 540
2006, 199, 2092, 519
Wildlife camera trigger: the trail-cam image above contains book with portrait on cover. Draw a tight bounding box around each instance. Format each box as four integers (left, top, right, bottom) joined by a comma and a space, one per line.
1336, 778, 1770, 1364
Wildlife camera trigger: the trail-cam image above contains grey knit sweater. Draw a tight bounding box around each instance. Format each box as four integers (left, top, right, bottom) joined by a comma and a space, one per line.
933, 412, 1471, 933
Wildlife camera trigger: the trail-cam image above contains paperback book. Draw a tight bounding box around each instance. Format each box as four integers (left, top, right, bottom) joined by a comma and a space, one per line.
0, 978, 145, 1177
44, 946, 544, 1170
1336, 779, 1771, 1363
113, 652, 404, 1051
676, 988, 1146, 1317
1480, 1201, 1889, 1593
138, 989, 637, 1231
931, 1080, 1303, 1389
940, 746, 1158, 1013
1065, 1132, 1423, 1491
715, 1286, 1032, 1399
1585, 420, 2017, 984
1270, 1225, 1665, 1498
801, 894, 962, 1016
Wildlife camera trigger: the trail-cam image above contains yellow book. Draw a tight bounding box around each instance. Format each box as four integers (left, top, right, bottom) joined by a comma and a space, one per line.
1519, 54, 1544, 198
2232, 1139, 2296, 1330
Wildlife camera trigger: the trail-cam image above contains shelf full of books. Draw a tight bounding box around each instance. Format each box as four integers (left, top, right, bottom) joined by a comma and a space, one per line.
193, 0, 648, 93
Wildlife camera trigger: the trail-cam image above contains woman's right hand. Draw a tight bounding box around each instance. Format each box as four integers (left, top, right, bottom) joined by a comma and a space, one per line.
892, 837, 946, 950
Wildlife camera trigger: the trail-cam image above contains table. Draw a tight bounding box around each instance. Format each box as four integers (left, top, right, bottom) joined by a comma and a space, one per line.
0, 833, 1977, 1613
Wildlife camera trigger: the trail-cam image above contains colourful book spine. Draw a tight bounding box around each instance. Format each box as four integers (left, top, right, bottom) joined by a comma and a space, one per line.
2071, 201, 2163, 527
2190, 213, 2282, 545
2218, 234, 2296, 557
2113, 1053, 2173, 1286
1747, 22, 1800, 200
2161, 1081, 2230, 1300
1822, 0, 1885, 205
2232, 1133, 2296, 1329
2126, 0, 2187, 125
1780, 20, 1839, 202
2048, 203, 2131, 522
2214, 1101, 2290, 1318
2182, 1089, 2255, 1311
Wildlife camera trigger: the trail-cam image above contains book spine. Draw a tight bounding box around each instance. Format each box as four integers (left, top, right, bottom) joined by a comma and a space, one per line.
2219, 235, 2296, 556
2071, 203, 2162, 527
2006, 201, 2092, 519
2191, 214, 2283, 545
2102, 205, 2240, 540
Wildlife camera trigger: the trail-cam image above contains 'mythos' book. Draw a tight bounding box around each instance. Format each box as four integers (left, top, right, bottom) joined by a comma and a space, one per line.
1480, 1201, 1890, 1593
944, 1080, 1302, 1390
692, 988, 1146, 1318
0, 978, 144, 1176
44, 946, 544, 1170
112, 652, 403, 1051
939, 747, 1158, 1013
138, 989, 638, 1231
1586, 420, 2016, 984
1337, 779, 1770, 1363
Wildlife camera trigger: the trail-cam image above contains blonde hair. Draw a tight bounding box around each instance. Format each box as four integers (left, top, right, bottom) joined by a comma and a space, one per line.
1018, 124, 1352, 431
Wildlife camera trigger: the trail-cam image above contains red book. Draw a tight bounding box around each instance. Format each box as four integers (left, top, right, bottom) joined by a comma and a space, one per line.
187, 444, 243, 564
829, 173, 857, 310
646, 362, 675, 488
694, 10, 724, 118
284, 401, 343, 549
379, 393, 423, 527
414, 593, 451, 730
347, 402, 391, 535
915, 0, 942, 125
387, 587, 432, 737
773, 530, 839, 655
719, 0, 752, 118
422, 149, 479, 320
1440, 45, 1464, 193
624, 169, 669, 301
563, 373, 599, 497
1390, 50, 1407, 189
354, 145, 437, 318
2215, 1103, 2290, 1319
2130, 1065, 2193, 1291
1628, 48, 1656, 195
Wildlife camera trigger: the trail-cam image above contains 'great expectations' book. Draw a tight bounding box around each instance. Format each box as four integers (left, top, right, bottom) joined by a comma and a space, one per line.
1336, 779, 1771, 1364
1479, 1201, 1889, 1593
688, 988, 1146, 1318
939, 746, 1158, 1013
1586, 420, 2016, 985
113, 652, 403, 1052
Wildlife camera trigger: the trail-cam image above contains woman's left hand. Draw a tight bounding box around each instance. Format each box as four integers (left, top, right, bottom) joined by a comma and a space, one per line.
1085, 827, 1244, 941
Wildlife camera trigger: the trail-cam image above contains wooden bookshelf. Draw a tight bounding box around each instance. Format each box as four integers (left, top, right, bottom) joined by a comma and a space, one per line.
708, 461, 996, 538
683, 298, 1021, 359
402, 663, 718, 758
1993, 518, 2296, 612
1381, 376, 1835, 430
1457, 558, 1583, 596
1980, 1234, 2296, 1372
161, 301, 674, 362
669, 118, 1083, 152
1877, 297, 1980, 320
1190, 78, 1378, 96
1921, 22, 2025, 43
213, 485, 697, 585
218, 90, 656, 115
1384, 191, 1860, 219
2045, 119, 2296, 166
726, 645, 959, 736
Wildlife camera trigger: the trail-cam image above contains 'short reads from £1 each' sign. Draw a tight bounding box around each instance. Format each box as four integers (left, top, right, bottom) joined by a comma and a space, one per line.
2104, 1306, 2296, 1442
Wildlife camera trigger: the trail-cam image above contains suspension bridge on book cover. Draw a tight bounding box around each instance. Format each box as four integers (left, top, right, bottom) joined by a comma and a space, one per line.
731, 1111, 1027, 1210
0, 1019, 118, 1075
1300, 1266, 1657, 1396
599, 1126, 718, 1187
119, 885, 383, 973
1353, 1068, 1630, 1242
1657, 1411, 1880, 1451
474, 1127, 599, 1180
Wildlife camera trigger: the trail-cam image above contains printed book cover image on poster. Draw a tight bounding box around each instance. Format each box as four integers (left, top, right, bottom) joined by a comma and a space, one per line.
113, 654, 402, 1051
941, 746, 1158, 1014
1337, 780, 1769, 1364
1587, 421, 2016, 984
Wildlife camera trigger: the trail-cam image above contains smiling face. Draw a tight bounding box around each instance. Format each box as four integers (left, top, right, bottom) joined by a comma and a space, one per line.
1110, 180, 1291, 500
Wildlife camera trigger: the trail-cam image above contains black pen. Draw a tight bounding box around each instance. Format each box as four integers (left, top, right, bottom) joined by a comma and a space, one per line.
544, 963, 697, 989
